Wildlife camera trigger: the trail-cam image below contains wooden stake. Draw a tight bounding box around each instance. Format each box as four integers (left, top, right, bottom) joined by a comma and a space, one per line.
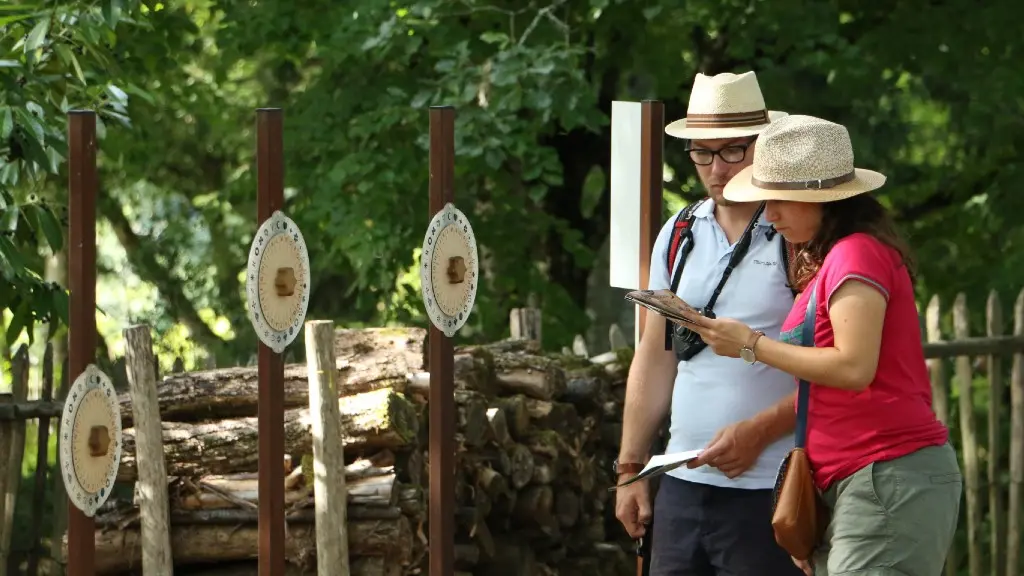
637, 100, 664, 341
67, 109, 98, 576
123, 325, 174, 574
304, 320, 350, 576
636, 100, 664, 576
256, 108, 286, 576
428, 105, 456, 576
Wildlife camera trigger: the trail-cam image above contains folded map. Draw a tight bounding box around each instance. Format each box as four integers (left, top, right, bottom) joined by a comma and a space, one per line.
624, 289, 702, 326
609, 449, 705, 490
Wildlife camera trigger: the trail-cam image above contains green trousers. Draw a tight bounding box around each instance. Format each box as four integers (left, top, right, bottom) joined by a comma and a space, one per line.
812, 442, 962, 576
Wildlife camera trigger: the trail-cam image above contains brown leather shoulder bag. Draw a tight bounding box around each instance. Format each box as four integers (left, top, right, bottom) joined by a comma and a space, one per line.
771, 283, 828, 560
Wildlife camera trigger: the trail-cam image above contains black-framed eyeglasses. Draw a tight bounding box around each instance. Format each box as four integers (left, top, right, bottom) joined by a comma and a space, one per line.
685, 140, 755, 166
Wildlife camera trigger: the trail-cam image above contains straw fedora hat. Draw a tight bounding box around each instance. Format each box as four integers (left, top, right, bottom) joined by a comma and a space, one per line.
723, 115, 887, 203
665, 71, 788, 140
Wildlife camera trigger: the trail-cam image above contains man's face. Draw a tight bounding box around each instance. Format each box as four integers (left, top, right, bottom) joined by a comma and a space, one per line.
688, 137, 756, 206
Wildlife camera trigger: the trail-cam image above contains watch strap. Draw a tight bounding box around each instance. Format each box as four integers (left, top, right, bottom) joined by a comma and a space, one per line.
616, 462, 645, 476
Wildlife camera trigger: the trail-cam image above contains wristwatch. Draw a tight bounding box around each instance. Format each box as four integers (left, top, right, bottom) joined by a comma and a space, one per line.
739, 330, 765, 365
612, 458, 644, 477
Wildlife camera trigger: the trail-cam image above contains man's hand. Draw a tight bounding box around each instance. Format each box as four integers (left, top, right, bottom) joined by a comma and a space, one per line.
615, 480, 652, 539
792, 557, 814, 576
686, 419, 767, 478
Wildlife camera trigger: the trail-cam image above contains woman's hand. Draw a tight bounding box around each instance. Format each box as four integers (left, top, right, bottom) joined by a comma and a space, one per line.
675, 309, 756, 359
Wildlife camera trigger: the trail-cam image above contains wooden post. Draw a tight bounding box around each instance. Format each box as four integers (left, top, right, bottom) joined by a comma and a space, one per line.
509, 308, 542, 342
305, 320, 350, 576
637, 99, 664, 341
26, 342, 55, 576
0, 392, 9, 576
1007, 288, 1024, 576
256, 108, 287, 576
49, 353, 70, 574
635, 100, 664, 576
0, 346, 29, 576
926, 295, 957, 576
987, 291, 1005, 576
428, 105, 456, 576
67, 109, 98, 576
954, 293, 982, 576
123, 325, 174, 575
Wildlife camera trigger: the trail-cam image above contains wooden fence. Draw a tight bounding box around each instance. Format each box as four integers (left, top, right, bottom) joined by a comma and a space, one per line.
0, 289, 1022, 576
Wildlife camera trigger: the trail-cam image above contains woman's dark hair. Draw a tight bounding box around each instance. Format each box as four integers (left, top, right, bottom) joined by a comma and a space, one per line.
789, 194, 915, 291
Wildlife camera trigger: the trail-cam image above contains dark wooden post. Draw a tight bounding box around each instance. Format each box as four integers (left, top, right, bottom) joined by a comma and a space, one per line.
636, 100, 665, 576
256, 108, 286, 576
67, 110, 98, 576
427, 105, 456, 576
638, 100, 664, 338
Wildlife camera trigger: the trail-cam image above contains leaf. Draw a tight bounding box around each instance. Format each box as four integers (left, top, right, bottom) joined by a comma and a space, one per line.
29, 203, 64, 252
6, 299, 33, 345
25, 18, 50, 53
0, 107, 12, 139
14, 107, 44, 144
0, 206, 19, 232
0, 13, 33, 27
51, 286, 70, 325
102, 0, 123, 28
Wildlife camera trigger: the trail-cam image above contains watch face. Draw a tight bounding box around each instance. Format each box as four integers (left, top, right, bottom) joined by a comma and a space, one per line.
740, 348, 756, 363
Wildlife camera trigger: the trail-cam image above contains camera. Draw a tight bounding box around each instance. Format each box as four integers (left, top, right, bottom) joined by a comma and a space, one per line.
671, 307, 716, 361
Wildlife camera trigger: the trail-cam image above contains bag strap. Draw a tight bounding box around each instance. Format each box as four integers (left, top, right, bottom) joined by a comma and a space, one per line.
794, 283, 818, 449
663, 198, 707, 351
665, 198, 708, 290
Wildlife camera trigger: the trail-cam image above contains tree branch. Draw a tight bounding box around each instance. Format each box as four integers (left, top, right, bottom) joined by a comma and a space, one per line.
96, 191, 230, 361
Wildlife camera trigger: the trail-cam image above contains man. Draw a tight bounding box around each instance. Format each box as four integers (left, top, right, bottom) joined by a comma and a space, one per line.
614, 71, 803, 575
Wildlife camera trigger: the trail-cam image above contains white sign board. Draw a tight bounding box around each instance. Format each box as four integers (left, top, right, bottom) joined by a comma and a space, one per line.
609, 101, 643, 290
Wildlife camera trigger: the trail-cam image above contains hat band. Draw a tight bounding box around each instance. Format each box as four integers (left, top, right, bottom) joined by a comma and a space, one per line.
685, 110, 770, 128
751, 170, 856, 191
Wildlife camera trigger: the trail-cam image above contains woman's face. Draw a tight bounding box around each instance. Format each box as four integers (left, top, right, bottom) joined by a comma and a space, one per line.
764, 200, 824, 244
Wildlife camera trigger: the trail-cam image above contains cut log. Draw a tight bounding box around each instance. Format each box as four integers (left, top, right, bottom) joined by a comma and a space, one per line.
494, 396, 530, 440
523, 398, 581, 436
78, 517, 413, 574
116, 363, 339, 426
485, 407, 512, 447
506, 443, 535, 490
117, 389, 418, 481
173, 471, 395, 510
333, 327, 425, 395
493, 353, 567, 400
115, 327, 425, 426
95, 505, 405, 529
405, 351, 497, 398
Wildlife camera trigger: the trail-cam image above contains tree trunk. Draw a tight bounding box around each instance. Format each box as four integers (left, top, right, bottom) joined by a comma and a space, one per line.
117, 389, 418, 481
78, 517, 413, 574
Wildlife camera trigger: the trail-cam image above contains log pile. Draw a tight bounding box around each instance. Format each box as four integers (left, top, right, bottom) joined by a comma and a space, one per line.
73, 327, 636, 575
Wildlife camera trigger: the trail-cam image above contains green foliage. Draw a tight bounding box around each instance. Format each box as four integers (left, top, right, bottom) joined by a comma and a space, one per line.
1, 0, 1022, 364
1, 0, 146, 344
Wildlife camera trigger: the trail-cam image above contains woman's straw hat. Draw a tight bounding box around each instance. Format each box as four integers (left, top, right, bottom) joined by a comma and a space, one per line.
723, 115, 887, 203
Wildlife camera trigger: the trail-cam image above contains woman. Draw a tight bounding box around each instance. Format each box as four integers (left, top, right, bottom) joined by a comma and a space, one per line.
676, 115, 962, 576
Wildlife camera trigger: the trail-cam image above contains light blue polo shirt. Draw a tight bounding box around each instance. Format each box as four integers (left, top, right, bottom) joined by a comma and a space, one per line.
647, 199, 796, 490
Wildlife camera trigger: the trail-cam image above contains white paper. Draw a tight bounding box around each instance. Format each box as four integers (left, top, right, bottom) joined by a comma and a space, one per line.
609, 100, 642, 290
609, 449, 704, 490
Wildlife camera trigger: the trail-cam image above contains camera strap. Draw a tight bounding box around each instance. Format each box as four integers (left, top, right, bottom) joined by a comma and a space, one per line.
703, 201, 766, 313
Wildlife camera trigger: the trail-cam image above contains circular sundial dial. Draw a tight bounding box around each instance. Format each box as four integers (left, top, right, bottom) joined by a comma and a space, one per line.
59, 364, 121, 517
420, 202, 479, 338
246, 210, 311, 353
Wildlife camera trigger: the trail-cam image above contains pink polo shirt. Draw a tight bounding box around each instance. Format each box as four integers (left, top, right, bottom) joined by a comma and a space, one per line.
778, 232, 949, 491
